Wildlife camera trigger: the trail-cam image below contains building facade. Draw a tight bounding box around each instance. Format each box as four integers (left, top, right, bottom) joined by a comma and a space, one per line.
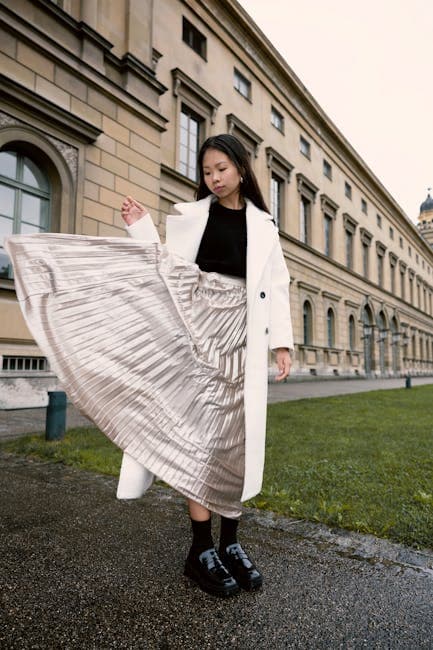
1, 0, 433, 406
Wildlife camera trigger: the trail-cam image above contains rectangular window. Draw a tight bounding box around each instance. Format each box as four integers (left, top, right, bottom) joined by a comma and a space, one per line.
390, 263, 396, 293
271, 106, 284, 133
362, 243, 369, 278
182, 17, 207, 59
345, 230, 353, 269
361, 198, 368, 214
408, 246, 412, 257
233, 68, 251, 100
409, 276, 414, 303
416, 253, 419, 264
400, 270, 405, 300
376, 214, 382, 228
344, 182, 352, 199
300, 195, 311, 245
178, 105, 201, 181
324, 215, 333, 257
377, 254, 384, 287
2, 355, 48, 371
323, 159, 332, 180
389, 226, 394, 240
270, 174, 283, 229
399, 236, 403, 248
300, 136, 311, 159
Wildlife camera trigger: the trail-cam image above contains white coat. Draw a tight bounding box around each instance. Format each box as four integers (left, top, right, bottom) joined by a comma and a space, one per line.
116, 195, 293, 503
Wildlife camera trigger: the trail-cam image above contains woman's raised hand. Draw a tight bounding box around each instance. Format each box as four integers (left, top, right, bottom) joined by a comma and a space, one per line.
121, 196, 149, 226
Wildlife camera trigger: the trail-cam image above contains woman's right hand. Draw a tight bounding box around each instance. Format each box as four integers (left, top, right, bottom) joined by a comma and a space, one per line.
121, 196, 149, 226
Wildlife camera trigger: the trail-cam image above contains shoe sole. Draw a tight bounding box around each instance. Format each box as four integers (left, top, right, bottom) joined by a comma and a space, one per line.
183, 564, 240, 598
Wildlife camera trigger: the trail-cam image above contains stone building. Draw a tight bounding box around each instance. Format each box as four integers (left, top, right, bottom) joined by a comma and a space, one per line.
1, 0, 432, 406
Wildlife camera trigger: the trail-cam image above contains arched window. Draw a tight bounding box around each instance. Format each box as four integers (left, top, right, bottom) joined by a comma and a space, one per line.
303, 300, 312, 345
327, 308, 335, 347
348, 315, 356, 351
0, 149, 50, 279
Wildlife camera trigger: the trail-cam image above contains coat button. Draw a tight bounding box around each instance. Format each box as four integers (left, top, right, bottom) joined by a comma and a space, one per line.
260, 291, 266, 299
265, 327, 269, 334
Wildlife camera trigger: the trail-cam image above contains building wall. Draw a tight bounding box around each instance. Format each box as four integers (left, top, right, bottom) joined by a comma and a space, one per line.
1, 0, 432, 405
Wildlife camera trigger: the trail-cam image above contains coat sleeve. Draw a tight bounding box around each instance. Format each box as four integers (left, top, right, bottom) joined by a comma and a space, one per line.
125, 214, 160, 243
269, 239, 294, 351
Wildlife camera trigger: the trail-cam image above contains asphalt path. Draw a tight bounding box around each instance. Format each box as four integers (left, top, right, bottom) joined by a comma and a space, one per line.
2, 377, 433, 648
1, 453, 433, 649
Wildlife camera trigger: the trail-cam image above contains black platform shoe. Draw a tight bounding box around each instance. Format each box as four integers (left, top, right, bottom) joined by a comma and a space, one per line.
184, 548, 240, 597
219, 543, 263, 591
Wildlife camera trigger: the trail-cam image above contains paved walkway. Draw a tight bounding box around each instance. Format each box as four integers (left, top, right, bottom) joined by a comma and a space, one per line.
2, 377, 433, 648
1, 452, 433, 649
268, 374, 433, 403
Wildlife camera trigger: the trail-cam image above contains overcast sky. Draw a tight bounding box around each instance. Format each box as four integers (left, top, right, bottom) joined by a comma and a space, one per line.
237, 0, 433, 222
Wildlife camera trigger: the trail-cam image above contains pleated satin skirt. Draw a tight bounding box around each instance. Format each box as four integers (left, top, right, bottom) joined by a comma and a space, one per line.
5, 234, 247, 517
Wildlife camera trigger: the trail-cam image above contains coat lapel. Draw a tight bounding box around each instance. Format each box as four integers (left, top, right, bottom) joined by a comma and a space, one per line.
165, 196, 212, 261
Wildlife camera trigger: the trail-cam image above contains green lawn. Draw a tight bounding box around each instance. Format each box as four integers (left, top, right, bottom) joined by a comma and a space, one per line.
2, 386, 433, 549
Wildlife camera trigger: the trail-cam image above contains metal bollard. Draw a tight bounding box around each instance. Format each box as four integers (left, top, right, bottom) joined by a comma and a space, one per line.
405, 375, 412, 389
45, 391, 67, 440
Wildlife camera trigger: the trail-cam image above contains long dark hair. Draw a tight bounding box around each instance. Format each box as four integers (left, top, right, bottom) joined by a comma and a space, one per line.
195, 134, 269, 212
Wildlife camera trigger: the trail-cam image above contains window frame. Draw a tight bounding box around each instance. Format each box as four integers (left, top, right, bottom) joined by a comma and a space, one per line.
300, 194, 312, 246
300, 135, 311, 159
344, 181, 352, 200
270, 173, 283, 230
348, 315, 356, 351
182, 16, 207, 60
271, 106, 284, 133
326, 308, 335, 348
343, 213, 358, 270
233, 68, 252, 101
320, 194, 338, 258
323, 159, 332, 180
376, 241, 387, 288
178, 104, 202, 182
303, 300, 313, 345
266, 147, 293, 231
0, 149, 51, 280
172, 68, 221, 181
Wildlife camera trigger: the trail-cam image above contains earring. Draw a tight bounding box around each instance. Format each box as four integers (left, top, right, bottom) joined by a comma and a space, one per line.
240, 176, 244, 183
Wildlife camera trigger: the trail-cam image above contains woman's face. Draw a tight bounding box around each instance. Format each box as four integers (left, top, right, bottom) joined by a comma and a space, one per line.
202, 148, 242, 205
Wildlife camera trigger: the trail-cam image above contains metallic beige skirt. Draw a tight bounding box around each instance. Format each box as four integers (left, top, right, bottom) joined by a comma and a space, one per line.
6, 234, 247, 517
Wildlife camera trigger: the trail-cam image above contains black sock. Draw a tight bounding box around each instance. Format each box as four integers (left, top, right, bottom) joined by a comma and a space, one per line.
189, 517, 214, 556
219, 516, 240, 551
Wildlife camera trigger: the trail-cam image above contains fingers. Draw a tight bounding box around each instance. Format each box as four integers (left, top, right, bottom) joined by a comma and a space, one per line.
120, 196, 147, 225
274, 354, 291, 382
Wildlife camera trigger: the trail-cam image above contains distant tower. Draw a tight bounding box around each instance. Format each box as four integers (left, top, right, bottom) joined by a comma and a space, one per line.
418, 189, 433, 247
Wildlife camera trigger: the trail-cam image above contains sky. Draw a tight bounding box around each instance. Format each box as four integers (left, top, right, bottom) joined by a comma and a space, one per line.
237, 0, 433, 222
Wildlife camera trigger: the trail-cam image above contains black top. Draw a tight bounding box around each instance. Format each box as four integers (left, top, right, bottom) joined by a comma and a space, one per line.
195, 201, 247, 278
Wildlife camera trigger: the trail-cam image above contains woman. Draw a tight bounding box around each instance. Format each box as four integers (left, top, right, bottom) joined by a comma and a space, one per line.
119, 134, 293, 596
5, 134, 293, 598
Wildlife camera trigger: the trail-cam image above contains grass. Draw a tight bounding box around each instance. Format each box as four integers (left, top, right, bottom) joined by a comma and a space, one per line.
2, 386, 433, 549
249, 386, 433, 549
2, 427, 122, 476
